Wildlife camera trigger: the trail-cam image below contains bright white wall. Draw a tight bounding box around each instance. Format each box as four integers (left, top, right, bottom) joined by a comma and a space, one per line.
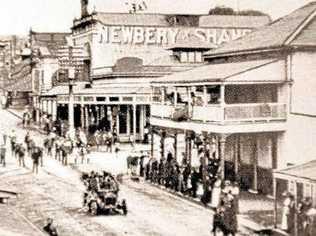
275, 51, 316, 169
279, 114, 316, 168
291, 51, 316, 116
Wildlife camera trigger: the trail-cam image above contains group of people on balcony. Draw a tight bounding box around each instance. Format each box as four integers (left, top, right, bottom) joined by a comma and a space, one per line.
160, 86, 221, 106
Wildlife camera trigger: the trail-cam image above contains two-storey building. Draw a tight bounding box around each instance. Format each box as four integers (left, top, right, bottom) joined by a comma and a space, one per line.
150, 2, 316, 195
40, 0, 270, 142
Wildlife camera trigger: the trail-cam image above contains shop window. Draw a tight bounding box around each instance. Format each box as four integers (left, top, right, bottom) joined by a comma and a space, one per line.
109, 97, 119, 102
96, 97, 106, 102
84, 96, 94, 102
123, 97, 133, 102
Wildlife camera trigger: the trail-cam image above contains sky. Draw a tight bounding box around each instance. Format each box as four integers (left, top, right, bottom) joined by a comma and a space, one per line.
0, 0, 314, 35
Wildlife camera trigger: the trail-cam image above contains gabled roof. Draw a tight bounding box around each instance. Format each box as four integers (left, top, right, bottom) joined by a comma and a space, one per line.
30, 31, 71, 57
75, 12, 270, 29
204, 2, 316, 58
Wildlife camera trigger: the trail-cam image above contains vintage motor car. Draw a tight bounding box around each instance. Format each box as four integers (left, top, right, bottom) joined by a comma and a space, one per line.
82, 172, 127, 216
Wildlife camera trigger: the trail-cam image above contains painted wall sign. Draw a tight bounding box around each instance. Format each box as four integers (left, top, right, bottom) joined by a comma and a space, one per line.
98, 26, 252, 45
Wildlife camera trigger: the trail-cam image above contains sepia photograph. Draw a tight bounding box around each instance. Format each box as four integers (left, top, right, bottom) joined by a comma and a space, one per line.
0, 0, 315, 235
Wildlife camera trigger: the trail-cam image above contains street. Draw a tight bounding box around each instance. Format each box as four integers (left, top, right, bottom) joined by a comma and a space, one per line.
0, 108, 241, 236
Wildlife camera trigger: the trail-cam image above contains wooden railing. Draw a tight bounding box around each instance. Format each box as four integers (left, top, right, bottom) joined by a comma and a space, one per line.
151, 103, 287, 123
224, 103, 287, 121
192, 105, 222, 122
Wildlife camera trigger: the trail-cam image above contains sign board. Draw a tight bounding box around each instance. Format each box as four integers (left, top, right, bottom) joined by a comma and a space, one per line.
98, 26, 252, 46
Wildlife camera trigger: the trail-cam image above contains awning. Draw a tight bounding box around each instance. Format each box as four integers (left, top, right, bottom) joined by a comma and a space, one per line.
42, 84, 151, 96
274, 160, 316, 183
152, 59, 286, 85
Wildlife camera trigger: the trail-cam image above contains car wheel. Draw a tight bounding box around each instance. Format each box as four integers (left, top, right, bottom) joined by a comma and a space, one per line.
90, 201, 98, 216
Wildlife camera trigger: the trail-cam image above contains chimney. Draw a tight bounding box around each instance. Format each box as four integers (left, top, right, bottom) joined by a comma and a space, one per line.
81, 0, 89, 17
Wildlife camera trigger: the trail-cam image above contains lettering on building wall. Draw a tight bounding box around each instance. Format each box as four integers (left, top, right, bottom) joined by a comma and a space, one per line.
98, 26, 252, 45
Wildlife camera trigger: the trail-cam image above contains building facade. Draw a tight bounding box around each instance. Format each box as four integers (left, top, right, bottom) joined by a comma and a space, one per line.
150, 2, 316, 195
39, 0, 270, 142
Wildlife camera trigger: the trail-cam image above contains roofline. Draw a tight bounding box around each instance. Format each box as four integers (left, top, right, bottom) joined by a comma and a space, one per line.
151, 80, 286, 87
204, 4, 316, 58
166, 46, 215, 50
151, 59, 284, 85
93, 11, 271, 18
204, 46, 286, 59
284, 7, 316, 45
72, 12, 271, 30
30, 31, 72, 35
92, 72, 172, 80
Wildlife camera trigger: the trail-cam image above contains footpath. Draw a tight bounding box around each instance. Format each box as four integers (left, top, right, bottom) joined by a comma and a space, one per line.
6, 108, 286, 235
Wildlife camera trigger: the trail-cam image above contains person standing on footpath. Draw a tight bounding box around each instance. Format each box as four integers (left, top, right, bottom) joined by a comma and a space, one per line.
211, 178, 222, 209
190, 168, 200, 198
0, 133, 7, 167
54, 137, 62, 161
24, 132, 32, 155
9, 129, 17, 157
32, 146, 41, 174
17, 143, 26, 167
231, 182, 240, 214
281, 192, 295, 233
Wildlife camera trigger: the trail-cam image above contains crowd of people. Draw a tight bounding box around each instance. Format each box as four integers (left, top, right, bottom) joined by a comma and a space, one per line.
92, 129, 119, 152
0, 129, 44, 174
281, 192, 316, 236
128, 150, 239, 235
0, 124, 91, 175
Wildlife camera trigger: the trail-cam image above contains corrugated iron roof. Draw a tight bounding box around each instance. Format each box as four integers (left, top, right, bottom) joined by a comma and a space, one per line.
152, 59, 281, 84
31, 31, 71, 57
94, 12, 270, 28
205, 2, 316, 57
275, 160, 316, 181
5, 74, 32, 92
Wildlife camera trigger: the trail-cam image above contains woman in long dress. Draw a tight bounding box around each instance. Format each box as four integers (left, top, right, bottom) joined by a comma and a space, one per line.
281, 192, 293, 231
211, 178, 222, 209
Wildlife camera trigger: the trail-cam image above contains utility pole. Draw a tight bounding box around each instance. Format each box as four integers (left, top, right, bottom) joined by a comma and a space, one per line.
68, 46, 75, 135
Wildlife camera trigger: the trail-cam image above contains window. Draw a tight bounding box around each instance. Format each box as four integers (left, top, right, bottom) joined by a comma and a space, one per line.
188, 52, 195, 63
180, 52, 188, 63
96, 97, 106, 102
122, 97, 133, 102
41, 70, 45, 86
195, 52, 202, 63
109, 97, 119, 102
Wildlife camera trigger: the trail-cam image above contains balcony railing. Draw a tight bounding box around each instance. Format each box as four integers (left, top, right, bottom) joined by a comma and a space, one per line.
151, 103, 287, 124
224, 103, 287, 121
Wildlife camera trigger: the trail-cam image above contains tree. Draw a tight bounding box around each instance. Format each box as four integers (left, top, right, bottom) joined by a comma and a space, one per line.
208, 6, 235, 15
238, 10, 268, 16
208, 6, 268, 17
